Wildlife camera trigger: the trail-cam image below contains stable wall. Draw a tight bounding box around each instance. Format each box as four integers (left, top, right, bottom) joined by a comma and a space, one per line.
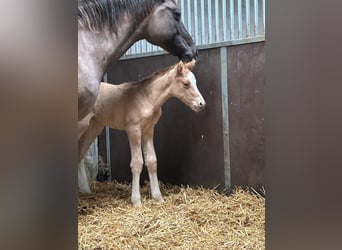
98, 41, 265, 190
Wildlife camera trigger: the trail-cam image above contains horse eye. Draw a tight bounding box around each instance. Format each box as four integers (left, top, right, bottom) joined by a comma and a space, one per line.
173, 11, 181, 21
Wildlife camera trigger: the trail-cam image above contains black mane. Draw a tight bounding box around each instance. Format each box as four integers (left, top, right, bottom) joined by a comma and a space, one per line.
78, 0, 163, 33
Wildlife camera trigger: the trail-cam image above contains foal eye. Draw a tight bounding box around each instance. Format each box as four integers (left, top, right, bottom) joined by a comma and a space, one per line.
182, 81, 190, 89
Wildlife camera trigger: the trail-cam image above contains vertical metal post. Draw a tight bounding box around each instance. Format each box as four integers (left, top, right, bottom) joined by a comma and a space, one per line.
103, 73, 111, 181
220, 47, 231, 190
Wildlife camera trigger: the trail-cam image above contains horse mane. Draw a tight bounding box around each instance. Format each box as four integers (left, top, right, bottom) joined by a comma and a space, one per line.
78, 0, 164, 33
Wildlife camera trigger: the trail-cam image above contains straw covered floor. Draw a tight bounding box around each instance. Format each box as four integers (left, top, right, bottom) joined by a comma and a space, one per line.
78, 181, 265, 249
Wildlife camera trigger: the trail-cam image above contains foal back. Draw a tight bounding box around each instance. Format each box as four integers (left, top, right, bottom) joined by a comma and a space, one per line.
91, 82, 161, 131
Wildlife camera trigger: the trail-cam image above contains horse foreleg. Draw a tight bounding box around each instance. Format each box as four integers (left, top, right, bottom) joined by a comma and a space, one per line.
142, 129, 164, 202
78, 114, 93, 141
127, 127, 144, 206
78, 117, 103, 193
78, 159, 91, 193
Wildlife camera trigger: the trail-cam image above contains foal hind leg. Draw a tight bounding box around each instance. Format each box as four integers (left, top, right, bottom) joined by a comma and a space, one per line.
142, 129, 164, 202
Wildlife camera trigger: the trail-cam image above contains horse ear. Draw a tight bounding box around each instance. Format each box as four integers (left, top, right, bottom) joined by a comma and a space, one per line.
185, 59, 196, 70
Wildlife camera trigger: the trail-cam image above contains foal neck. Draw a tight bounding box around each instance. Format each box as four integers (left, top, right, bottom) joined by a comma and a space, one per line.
142, 69, 176, 109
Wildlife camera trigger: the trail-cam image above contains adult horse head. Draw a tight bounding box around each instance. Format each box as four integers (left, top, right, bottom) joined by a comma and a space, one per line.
145, 0, 198, 62
78, 0, 198, 120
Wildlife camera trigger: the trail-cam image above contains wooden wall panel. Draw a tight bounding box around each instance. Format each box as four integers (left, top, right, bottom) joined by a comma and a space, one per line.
227, 42, 265, 188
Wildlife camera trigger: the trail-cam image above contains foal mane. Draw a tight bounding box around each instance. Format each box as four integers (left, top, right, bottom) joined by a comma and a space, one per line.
78, 0, 164, 33
132, 64, 178, 86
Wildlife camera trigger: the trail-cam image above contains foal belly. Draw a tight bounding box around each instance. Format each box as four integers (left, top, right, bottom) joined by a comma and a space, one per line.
99, 108, 126, 131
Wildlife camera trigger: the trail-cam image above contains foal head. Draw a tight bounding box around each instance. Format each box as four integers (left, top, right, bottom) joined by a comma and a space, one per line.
169, 60, 206, 112
146, 0, 198, 62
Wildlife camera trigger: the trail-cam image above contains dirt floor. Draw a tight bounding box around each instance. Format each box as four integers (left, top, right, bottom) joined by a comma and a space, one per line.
78, 181, 265, 249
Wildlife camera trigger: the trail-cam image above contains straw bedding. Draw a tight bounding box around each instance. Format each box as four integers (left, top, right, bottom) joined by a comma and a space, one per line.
78, 181, 265, 250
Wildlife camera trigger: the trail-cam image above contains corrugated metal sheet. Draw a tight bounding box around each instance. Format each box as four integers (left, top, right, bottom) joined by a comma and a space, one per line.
123, 0, 265, 58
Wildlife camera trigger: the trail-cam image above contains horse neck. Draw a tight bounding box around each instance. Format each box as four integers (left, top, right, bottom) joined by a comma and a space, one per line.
142, 71, 176, 109
79, 16, 148, 77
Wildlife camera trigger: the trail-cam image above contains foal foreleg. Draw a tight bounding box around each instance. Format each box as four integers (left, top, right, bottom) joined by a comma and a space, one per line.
142, 129, 164, 202
127, 128, 144, 206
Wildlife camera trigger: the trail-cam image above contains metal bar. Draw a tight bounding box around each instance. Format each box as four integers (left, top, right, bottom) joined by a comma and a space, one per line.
246, 0, 250, 37
263, 0, 265, 33
187, 0, 192, 36
136, 42, 140, 54
194, 0, 199, 44
230, 0, 235, 40
181, 0, 185, 22
200, 0, 205, 44
220, 47, 231, 190
215, 0, 220, 42
238, 0, 242, 39
254, 0, 259, 36
208, 0, 212, 43
222, 0, 227, 41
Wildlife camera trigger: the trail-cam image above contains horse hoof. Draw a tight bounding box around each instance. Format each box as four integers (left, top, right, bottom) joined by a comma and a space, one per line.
79, 187, 91, 194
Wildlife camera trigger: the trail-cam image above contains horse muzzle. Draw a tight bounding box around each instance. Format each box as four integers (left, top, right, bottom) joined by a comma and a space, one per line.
180, 45, 198, 62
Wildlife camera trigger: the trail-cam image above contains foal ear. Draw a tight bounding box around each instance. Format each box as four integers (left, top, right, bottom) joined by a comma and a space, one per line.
176, 61, 185, 75
185, 59, 196, 69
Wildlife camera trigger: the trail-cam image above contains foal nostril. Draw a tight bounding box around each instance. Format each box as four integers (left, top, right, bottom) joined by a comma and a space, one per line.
199, 101, 206, 109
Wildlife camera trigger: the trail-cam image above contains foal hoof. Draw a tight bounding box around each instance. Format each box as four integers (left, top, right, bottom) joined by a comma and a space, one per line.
131, 198, 142, 207
153, 195, 164, 202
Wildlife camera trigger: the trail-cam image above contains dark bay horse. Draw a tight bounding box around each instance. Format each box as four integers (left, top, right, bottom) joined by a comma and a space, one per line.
78, 0, 198, 122
78, 60, 206, 205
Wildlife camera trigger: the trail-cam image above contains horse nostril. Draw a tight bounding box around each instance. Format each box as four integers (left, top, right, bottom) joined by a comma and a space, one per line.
185, 53, 192, 61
